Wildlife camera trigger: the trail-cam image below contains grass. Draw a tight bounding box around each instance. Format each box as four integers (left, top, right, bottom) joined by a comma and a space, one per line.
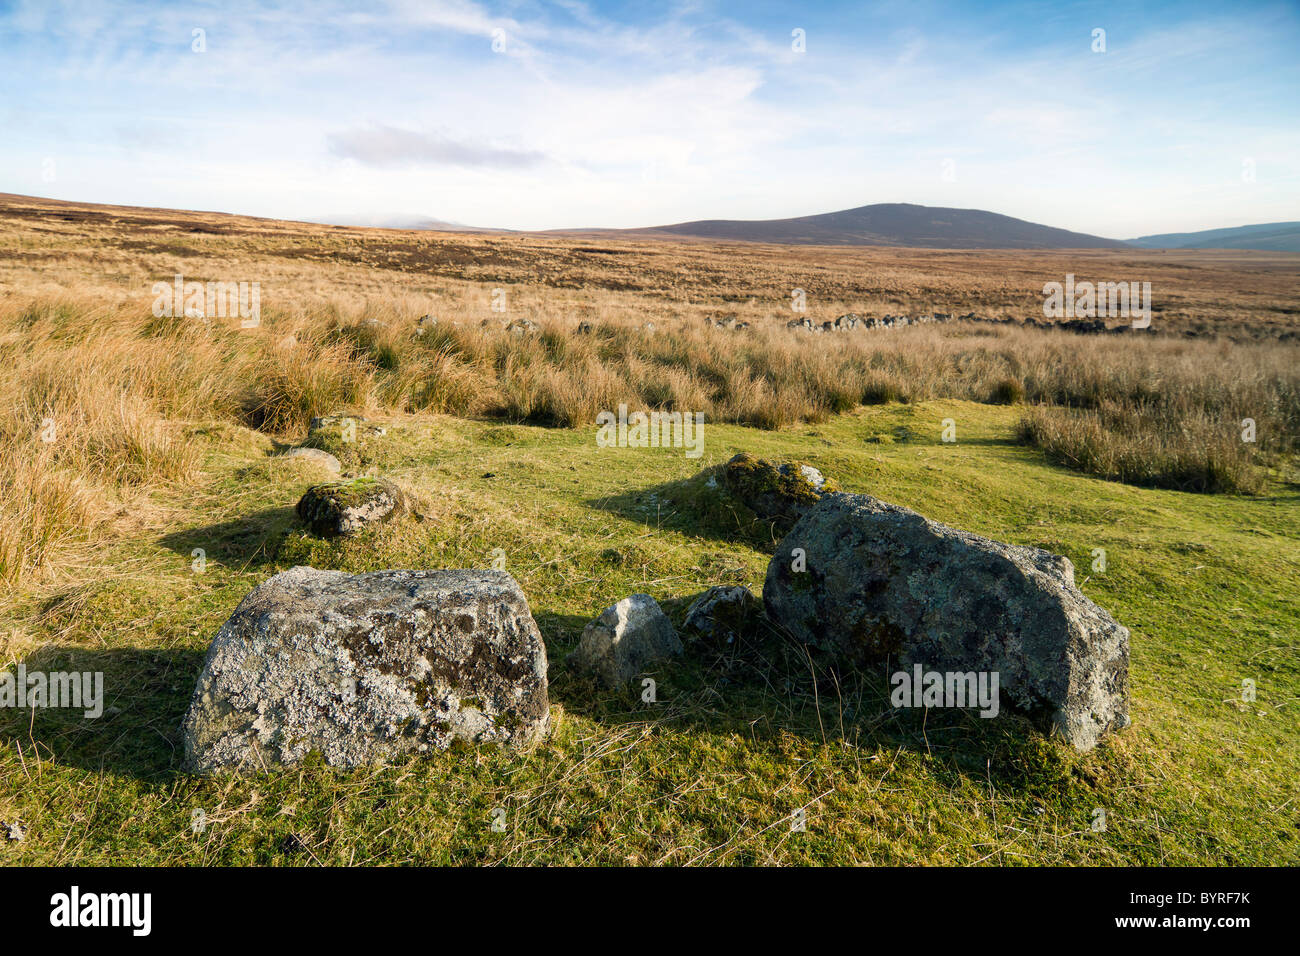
0, 195, 1296, 865
1, 402, 1296, 865
3, 296, 1295, 585
1016, 403, 1269, 494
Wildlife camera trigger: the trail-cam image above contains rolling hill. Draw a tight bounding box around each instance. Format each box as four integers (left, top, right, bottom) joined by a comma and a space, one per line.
1128, 222, 1300, 252
561, 202, 1124, 249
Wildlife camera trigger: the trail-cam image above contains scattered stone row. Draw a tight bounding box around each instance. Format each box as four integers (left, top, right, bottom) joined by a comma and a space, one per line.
1005, 316, 1151, 335
703, 314, 752, 330
786, 311, 965, 333
786, 311, 1158, 336
416, 311, 1153, 340
183, 451, 1131, 771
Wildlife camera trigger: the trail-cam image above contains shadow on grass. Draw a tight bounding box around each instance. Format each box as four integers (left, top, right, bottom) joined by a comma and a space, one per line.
157, 506, 299, 573
543, 589, 1078, 795
0, 645, 204, 781
585, 477, 793, 553
7, 582, 1078, 792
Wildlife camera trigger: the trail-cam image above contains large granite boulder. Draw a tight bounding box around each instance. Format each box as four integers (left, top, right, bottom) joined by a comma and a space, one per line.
182, 567, 550, 772
569, 594, 682, 687
764, 493, 1129, 751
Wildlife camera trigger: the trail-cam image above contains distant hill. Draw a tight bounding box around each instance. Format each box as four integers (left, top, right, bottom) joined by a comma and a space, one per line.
1128, 222, 1300, 252
312, 213, 513, 233
558, 203, 1124, 249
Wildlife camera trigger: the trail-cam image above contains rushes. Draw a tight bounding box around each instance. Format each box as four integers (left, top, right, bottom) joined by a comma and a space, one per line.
0, 440, 95, 585
1, 294, 1296, 582
0, 307, 204, 582
1016, 403, 1265, 494
240, 336, 372, 434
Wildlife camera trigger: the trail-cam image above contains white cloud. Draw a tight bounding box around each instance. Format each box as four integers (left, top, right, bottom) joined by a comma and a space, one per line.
0, 0, 1296, 234
327, 125, 551, 169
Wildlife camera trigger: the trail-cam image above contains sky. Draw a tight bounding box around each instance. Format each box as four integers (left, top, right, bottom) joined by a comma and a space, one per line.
2, 0, 1298, 237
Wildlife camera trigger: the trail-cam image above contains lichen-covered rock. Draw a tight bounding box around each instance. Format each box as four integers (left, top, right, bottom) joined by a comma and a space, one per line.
296, 478, 407, 536
181, 567, 550, 772
682, 585, 762, 648
787, 463, 826, 491
569, 594, 682, 687
282, 446, 341, 474
764, 493, 1130, 751
720, 453, 833, 533
658, 454, 838, 548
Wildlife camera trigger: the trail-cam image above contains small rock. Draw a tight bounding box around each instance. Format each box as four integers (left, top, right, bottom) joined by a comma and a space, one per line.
683, 586, 761, 647
719, 453, 833, 533
282, 447, 342, 474
569, 594, 682, 687
308, 413, 385, 437
296, 478, 408, 536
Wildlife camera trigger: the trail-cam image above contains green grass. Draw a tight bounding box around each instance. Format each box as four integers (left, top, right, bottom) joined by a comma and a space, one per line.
1, 400, 1297, 865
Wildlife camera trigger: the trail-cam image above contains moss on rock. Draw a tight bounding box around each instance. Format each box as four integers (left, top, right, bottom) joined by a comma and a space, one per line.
296, 477, 408, 537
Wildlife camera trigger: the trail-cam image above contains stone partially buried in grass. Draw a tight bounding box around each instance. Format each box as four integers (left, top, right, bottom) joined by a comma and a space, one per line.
682, 585, 762, 649
308, 413, 387, 437
720, 453, 831, 533
296, 477, 407, 536
569, 594, 682, 687
764, 492, 1130, 752
665, 453, 838, 545
181, 567, 550, 772
281, 446, 342, 474
300, 414, 388, 469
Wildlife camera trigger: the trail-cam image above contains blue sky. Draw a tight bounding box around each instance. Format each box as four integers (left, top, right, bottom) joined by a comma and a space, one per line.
2, 0, 1298, 235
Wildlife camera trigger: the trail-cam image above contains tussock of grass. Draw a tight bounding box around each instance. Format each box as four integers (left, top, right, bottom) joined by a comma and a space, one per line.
1016, 404, 1266, 494
1, 295, 1297, 582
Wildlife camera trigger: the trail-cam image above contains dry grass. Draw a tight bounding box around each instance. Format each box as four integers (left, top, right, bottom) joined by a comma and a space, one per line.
1016, 404, 1265, 494
0, 192, 1297, 584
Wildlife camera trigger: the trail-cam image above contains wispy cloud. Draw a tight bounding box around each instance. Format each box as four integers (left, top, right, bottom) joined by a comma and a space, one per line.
327, 125, 550, 169
0, 0, 1296, 234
